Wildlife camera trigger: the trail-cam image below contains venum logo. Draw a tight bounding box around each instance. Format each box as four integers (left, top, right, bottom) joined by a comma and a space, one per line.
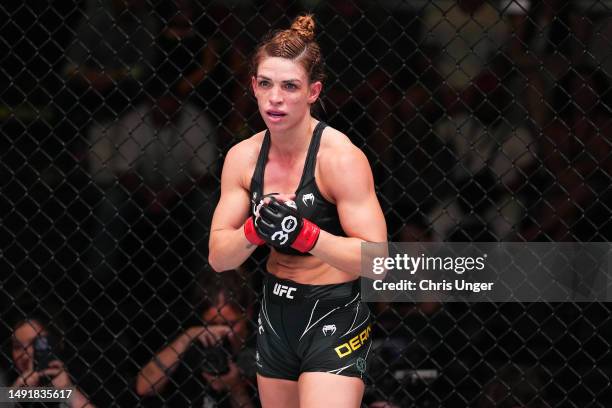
322, 324, 337, 336
272, 283, 297, 299
302, 193, 315, 207
256, 351, 262, 368
258, 315, 264, 334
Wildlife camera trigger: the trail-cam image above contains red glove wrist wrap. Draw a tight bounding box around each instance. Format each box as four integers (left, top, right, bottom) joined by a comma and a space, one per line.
291, 219, 320, 253
244, 217, 265, 246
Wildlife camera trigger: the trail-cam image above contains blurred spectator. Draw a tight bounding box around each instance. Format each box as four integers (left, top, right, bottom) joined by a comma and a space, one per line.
395, 0, 555, 135
389, 0, 504, 237
522, 65, 612, 241
400, 0, 509, 122
8, 315, 96, 407
392, 0, 540, 241
375, 214, 441, 328
583, 3, 612, 77
368, 217, 441, 408
136, 269, 257, 407
364, 335, 439, 407
567, 0, 612, 67
64, 0, 159, 182
315, 0, 422, 158
84, 0, 218, 286
428, 105, 536, 241
499, 0, 556, 130
477, 364, 549, 408
397, 205, 436, 244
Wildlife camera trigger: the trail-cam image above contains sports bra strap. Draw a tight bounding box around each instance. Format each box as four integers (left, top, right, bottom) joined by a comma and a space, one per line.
251, 130, 272, 194
296, 121, 326, 191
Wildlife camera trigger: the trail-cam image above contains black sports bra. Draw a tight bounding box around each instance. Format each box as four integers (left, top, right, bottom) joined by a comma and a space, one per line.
249, 121, 346, 256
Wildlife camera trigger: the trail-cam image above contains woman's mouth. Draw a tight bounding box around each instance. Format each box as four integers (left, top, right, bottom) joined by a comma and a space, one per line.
266, 110, 287, 121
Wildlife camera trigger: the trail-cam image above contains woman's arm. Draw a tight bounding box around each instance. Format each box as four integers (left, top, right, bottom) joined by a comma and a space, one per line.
208, 143, 259, 272
309, 143, 387, 276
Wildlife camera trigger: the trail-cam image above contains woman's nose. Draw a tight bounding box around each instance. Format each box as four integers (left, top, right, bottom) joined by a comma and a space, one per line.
269, 85, 283, 104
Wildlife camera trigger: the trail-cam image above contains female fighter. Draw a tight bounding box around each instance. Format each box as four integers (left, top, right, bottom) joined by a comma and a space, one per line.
208, 14, 387, 408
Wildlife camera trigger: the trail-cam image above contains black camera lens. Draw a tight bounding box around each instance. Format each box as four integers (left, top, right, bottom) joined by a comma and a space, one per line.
33, 335, 54, 372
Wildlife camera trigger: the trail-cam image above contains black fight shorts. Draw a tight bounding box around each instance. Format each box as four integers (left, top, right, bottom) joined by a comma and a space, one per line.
256, 273, 372, 381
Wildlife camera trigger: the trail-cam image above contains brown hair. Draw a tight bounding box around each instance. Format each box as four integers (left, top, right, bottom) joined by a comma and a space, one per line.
192, 267, 254, 314
252, 14, 325, 84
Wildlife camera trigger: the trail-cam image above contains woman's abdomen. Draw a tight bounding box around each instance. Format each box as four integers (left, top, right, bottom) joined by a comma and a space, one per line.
266, 250, 355, 285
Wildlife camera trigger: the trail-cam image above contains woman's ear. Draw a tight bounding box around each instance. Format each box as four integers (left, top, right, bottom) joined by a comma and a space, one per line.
308, 81, 323, 104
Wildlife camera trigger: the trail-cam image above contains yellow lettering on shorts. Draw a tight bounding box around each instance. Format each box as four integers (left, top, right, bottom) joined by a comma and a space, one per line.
334, 325, 372, 358
335, 343, 352, 358
349, 336, 361, 351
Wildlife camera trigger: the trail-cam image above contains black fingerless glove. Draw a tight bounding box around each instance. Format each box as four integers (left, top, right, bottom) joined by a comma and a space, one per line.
254, 196, 320, 253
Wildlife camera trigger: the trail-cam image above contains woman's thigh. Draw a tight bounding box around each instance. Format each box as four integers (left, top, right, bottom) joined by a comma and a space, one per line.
257, 374, 300, 408
298, 372, 364, 408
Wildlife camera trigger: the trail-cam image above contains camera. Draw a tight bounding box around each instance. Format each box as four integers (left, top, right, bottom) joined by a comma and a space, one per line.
33, 335, 56, 372
195, 339, 230, 376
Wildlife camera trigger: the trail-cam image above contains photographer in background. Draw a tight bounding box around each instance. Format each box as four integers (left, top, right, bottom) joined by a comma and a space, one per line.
9, 316, 95, 407
135, 269, 257, 407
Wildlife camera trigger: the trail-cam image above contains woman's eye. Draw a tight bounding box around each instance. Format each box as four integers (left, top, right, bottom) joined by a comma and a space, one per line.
259, 80, 271, 88
284, 83, 297, 90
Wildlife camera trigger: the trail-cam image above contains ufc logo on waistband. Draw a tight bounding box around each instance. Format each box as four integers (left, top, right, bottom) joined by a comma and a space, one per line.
273, 283, 297, 299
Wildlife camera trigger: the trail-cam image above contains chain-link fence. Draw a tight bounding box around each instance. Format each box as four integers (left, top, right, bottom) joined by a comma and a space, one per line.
2, 0, 612, 406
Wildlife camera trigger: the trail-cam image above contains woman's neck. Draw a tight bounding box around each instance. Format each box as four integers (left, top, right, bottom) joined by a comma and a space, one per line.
269, 115, 316, 159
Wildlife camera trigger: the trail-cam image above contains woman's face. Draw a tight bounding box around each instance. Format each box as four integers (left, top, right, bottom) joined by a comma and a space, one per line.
252, 56, 322, 132
12, 320, 46, 374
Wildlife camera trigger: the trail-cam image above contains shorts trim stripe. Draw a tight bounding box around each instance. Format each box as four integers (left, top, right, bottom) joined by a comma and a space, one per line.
360, 336, 373, 378
300, 299, 319, 340
261, 285, 281, 338
343, 302, 360, 337
340, 312, 370, 338
344, 292, 360, 307
363, 336, 373, 360
327, 363, 355, 375
299, 300, 341, 341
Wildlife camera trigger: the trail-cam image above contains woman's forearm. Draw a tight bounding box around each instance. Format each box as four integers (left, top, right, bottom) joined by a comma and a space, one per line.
309, 231, 366, 277
209, 225, 258, 272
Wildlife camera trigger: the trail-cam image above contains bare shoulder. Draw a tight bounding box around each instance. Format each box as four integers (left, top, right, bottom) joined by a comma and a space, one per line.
318, 125, 370, 175
226, 131, 266, 162
317, 126, 373, 200
222, 131, 266, 187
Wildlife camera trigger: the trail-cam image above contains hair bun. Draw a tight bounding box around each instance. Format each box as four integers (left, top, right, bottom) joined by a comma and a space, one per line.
290, 14, 316, 42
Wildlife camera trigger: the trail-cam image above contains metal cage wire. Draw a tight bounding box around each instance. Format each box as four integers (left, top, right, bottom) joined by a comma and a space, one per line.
1, 0, 611, 406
